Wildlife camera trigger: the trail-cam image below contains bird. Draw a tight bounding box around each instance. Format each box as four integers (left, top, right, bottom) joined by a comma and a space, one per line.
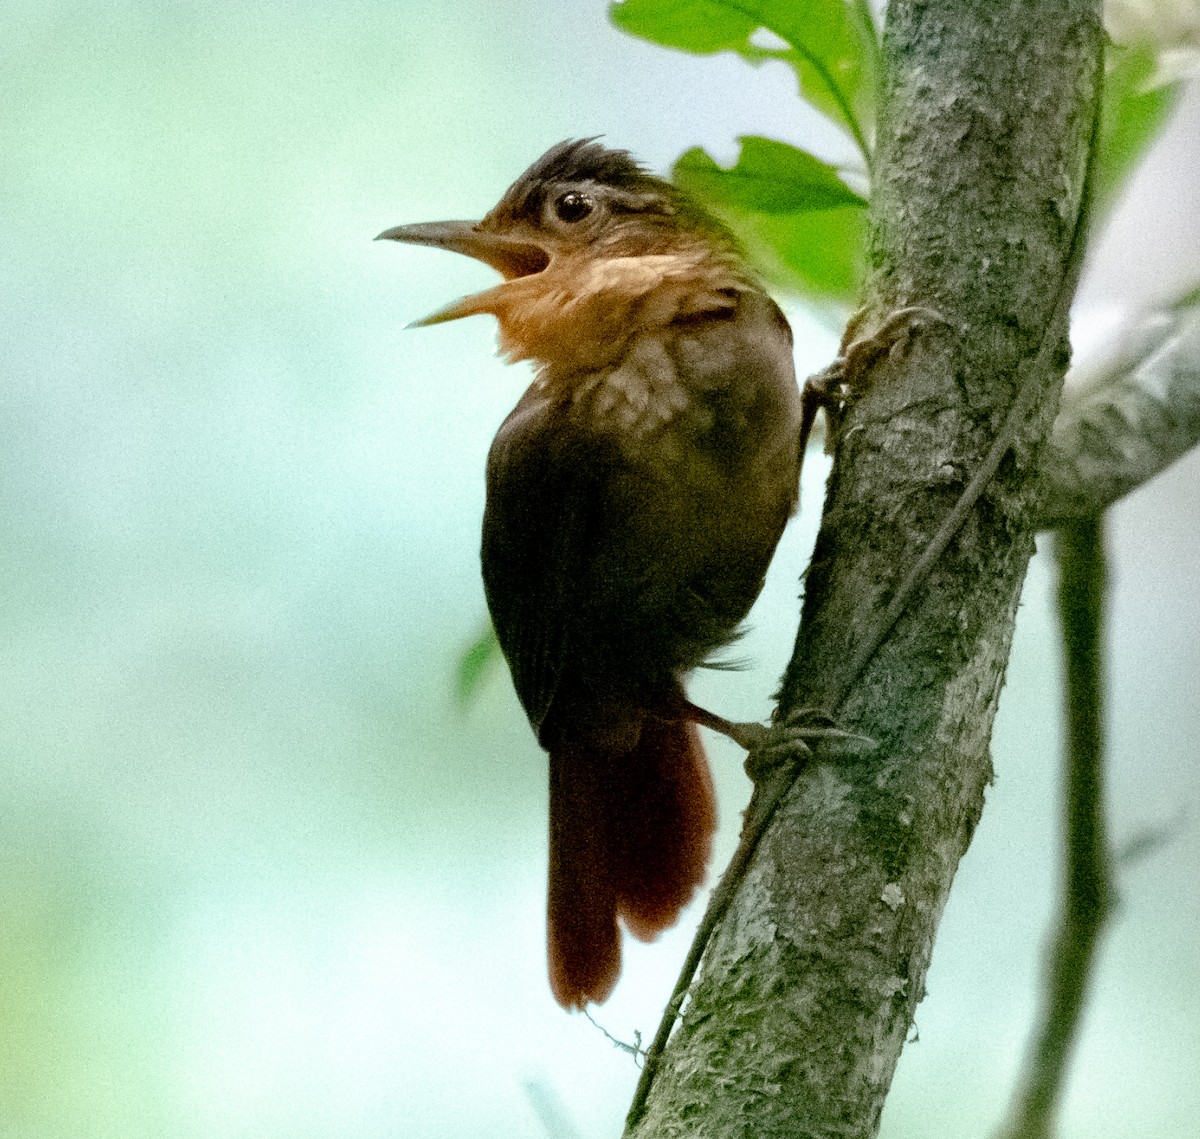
378, 139, 803, 1009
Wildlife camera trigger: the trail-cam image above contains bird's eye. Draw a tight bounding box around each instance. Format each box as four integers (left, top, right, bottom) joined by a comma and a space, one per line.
554, 191, 594, 223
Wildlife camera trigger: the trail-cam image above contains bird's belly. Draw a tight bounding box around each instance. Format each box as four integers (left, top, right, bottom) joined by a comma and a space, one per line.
583, 436, 793, 674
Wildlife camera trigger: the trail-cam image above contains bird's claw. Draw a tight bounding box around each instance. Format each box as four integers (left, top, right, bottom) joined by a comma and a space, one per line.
743, 706, 877, 783
803, 305, 946, 453
839, 305, 944, 382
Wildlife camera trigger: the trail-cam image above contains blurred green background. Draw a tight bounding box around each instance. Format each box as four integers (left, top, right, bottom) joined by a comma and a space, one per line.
2, 2, 1198, 1136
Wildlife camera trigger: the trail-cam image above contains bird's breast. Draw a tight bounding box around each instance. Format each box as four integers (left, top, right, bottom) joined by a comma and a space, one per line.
569, 333, 707, 450
558, 313, 800, 500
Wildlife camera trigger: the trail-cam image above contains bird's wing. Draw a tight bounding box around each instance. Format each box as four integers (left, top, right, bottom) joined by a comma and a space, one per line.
481, 388, 608, 736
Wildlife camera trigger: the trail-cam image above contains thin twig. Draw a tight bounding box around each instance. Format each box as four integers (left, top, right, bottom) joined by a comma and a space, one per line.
995, 516, 1115, 1139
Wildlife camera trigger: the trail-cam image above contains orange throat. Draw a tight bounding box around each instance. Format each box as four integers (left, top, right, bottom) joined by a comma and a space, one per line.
475, 250, 749, 372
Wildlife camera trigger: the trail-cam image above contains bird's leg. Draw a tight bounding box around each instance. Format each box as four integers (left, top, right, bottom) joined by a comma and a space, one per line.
679, 701, 875, 783
678, 701, 771, 753
801, 305, 945, 456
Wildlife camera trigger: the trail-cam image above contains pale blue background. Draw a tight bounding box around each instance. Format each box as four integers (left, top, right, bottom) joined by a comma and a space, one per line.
2, 3, 1198, 1136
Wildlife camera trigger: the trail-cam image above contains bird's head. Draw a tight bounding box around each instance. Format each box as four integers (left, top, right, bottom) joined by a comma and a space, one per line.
377, 140, 745, 348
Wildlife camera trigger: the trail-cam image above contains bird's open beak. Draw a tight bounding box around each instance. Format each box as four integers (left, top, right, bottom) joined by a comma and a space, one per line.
376, 220, 550, 327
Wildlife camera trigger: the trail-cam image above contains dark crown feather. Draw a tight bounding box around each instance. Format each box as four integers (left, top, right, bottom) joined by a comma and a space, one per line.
516, 138, 655, 190
485, 139, 672, 226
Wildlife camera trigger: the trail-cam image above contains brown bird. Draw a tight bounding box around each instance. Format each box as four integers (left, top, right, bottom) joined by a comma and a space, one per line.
379, 140, 803, 1009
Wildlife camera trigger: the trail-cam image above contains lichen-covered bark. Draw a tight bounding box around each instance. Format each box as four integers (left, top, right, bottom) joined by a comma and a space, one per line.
627, 3, 1103, 1136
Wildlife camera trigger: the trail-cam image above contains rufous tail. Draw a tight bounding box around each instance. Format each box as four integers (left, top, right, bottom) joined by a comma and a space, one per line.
547, 718, 716, 1010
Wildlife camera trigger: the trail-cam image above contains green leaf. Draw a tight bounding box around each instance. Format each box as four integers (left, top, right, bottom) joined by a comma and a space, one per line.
742, 207, 867, 300
455, 621, 500, 707
1095, 44, 1180, 217
673, 138, 867, 300
610, 0, 878, 160
675, 137, 866, 212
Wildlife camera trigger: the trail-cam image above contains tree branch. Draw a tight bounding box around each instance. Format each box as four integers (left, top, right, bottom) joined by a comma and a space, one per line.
1039, 292, 1200, 527
624, 3, 1103, 1135
995, 516, 1114, 1139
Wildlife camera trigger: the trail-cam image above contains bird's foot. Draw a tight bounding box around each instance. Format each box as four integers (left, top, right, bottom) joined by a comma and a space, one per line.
680, 701, 875, 784
803, 305, 945, 453
838, 304, 944, 385
742, 706, 876, 784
